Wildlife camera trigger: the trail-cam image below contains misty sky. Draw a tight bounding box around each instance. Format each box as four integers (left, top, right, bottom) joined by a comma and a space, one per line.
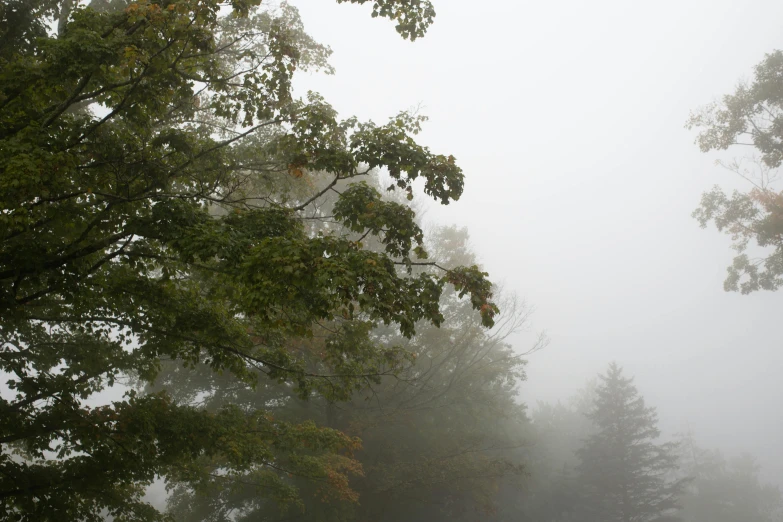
291, 0, 783, 483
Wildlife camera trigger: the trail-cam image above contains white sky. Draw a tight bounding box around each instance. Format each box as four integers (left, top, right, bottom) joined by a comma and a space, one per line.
292, 0, 783, 483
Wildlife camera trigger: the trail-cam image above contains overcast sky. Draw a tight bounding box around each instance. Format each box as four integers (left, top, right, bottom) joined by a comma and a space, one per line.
290, 0, 783, 483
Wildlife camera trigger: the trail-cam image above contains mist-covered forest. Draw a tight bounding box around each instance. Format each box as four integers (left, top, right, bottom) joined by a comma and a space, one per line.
1, 0, 782, 520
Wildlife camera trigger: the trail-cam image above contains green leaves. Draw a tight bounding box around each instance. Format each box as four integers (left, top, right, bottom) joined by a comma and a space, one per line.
444, 265, 498, 327
688, 51, 783, 168
351, 112, 464, 204
274, 96, 464, 206
689, 51, 783, 293
239, 234, 446, 337
0, 0, 498, 518
333, 181, 424, 258
336, 0, 436, 40
160, 226, 531, 521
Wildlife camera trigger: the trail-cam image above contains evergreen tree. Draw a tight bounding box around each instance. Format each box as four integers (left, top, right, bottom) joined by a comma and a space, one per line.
575, 363, 685, 522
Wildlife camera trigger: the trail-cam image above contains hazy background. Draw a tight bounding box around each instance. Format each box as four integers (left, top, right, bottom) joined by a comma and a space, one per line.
291, 0, 783, 483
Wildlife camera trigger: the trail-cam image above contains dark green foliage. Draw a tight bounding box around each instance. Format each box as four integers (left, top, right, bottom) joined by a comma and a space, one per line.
336, 0, 436, 40
341, 227, 534, 522
161, 224, 540, 521
0, 0, 500, 519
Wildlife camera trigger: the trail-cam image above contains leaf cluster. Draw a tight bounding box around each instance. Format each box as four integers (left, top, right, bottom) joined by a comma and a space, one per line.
0, 0, 498, 518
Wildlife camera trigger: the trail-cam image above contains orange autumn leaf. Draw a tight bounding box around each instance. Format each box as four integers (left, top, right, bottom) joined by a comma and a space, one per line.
288, 164, 304, 178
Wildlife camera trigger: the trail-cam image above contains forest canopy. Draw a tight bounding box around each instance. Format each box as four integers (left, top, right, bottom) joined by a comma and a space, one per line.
1, 0, 782, 521
0, 0, 502, 519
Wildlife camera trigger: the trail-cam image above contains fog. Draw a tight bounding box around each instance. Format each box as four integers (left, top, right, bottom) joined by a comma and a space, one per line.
292, 0, 783, 483
4, 0, 783, 518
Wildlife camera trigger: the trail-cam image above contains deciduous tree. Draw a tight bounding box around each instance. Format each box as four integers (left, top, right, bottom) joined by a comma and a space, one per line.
688, 51, 783, 293
0, 0, 499, 519
159, 215, 543, 521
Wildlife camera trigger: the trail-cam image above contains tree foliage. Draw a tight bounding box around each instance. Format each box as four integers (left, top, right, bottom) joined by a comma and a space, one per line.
157, 210, 543, 521
506, 383, 596, 522
497, 370, 780, 522
677, 434, 783, 522
688, 51, 783, 292
317, 226, 541, 522
0, 0, 498, 519
336, 0, 435, 41
574, 363, 685, 522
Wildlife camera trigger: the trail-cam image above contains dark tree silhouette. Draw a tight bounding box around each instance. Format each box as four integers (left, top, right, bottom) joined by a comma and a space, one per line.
575, 363, 686, 522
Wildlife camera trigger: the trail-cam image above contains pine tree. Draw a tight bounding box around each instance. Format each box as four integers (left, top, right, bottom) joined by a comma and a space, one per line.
575, 363, 685, 522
